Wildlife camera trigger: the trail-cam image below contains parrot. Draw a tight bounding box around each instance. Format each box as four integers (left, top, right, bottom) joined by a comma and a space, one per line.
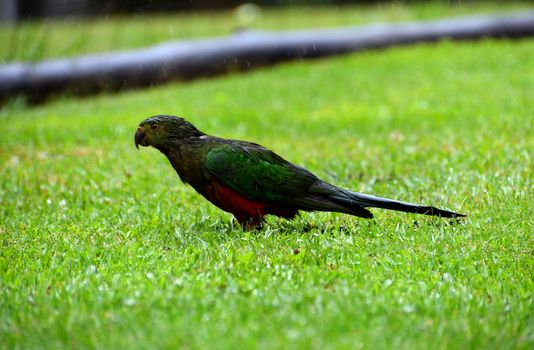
135, 115, 466, 229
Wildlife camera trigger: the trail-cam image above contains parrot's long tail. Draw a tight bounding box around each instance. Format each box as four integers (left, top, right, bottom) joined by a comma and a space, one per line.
327, 189, 466, 219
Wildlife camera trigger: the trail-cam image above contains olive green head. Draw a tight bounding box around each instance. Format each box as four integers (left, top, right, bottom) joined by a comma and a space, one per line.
135, 115, 204, 150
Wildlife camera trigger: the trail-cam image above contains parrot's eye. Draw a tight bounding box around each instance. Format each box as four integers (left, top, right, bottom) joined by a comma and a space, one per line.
151, 124, 159, 130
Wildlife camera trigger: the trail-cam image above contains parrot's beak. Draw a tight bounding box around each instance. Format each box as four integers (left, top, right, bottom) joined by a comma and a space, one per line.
135, 127, 146, 149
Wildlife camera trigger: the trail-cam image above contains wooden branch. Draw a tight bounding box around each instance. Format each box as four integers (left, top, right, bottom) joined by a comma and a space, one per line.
2, 11, 534, 103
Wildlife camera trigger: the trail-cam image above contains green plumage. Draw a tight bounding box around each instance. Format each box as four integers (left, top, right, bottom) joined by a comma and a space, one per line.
205, 143, 317, 203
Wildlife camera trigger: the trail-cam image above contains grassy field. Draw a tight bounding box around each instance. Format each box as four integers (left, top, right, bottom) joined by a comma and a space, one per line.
1, 1, 533, 62
1, 36, 532, 348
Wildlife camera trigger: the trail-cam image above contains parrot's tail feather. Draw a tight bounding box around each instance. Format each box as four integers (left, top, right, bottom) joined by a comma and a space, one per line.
292, 195, 374, 218
329, 190, 466, 218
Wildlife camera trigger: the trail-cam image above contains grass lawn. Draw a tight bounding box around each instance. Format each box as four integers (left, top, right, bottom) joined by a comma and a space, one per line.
1, 1, 533, 62
1, 12, 533, 350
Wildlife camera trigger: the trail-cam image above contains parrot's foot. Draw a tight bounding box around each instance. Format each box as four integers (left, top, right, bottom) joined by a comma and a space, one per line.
235, 216, 263, 231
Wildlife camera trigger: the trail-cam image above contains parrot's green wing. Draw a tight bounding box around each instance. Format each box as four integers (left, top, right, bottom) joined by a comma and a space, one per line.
205, 142, 319, 203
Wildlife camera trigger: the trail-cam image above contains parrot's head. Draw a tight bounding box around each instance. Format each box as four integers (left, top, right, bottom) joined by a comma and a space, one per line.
135, 115, 204, 151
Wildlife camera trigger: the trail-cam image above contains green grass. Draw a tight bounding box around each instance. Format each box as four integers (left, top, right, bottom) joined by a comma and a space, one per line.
1, 38, 533, 348
1, 1, 533, 62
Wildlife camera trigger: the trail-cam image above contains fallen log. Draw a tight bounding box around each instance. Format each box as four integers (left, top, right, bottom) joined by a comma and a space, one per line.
1, 11, 534, 103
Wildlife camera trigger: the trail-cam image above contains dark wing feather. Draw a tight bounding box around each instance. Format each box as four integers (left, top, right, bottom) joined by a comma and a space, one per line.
205, 142, 318, 203
205, 141, 373, 217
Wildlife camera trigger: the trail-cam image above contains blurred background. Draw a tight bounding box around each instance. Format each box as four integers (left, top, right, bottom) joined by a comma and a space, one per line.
2, 1, 533, 63
2, 1, 533, 57
1, 1, 481, 22
3, 0, 534, 22
1, 0, 533, 102
0, 0, 533, 63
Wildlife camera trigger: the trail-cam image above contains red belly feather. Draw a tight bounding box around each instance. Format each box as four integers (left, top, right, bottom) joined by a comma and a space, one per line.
201, 181, 297, 225
210, 182, 266, 219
